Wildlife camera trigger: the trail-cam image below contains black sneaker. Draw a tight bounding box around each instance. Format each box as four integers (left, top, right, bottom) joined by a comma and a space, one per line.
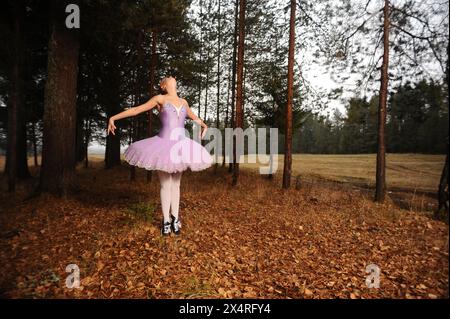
161, 221, 172, 236
170, 214, 181, 235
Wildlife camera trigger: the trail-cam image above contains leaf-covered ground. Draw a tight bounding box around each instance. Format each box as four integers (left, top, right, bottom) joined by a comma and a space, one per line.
0, 162, 448, 298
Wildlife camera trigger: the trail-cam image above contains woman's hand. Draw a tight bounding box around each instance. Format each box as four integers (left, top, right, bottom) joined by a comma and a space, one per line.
107, 117, 117, 136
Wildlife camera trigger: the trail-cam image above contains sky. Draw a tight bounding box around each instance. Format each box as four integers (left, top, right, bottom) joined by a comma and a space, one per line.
296, 0, 448, 116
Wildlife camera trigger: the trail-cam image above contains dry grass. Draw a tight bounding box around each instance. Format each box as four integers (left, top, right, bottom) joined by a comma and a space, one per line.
237, 153, 445, 193
0, 153, 444, 194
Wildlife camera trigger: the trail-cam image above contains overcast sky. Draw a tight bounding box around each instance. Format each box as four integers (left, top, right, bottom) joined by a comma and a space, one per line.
297, 0, 447, 116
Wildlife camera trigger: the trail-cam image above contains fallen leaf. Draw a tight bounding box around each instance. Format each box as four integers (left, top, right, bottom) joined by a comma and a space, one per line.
304, 288, 313, 296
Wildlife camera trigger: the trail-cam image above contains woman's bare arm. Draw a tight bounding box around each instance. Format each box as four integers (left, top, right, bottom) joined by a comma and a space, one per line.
107, 95, 163, 135
113, 95, 163, 121
184, 99, 207, 128
183, 99, 208, 138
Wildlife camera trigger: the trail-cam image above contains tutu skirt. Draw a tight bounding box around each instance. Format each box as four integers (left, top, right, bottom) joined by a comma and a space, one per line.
123, 135, 213, 173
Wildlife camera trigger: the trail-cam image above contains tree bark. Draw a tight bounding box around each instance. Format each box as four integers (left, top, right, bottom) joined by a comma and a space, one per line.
6, 0, 24, 192
375, 0, 390, 202
229, 0, 239, 173
130, 68, 138, 182
31, 121, 39, 167
104, 39, 122, 169
204, 50, 210, 122
7, 0, 31, 183
436, 147, 449, 219
223, 61, 231, 167
197, 0, 204, 116
282, 0, 296, 189
214, 0, 222, 173
16, 118, 30, 178
84, 118, 90, 168
75, 109, 85, 163
147, 30, 158, 183
232, 0, 245, 186
39, 0, 80, 196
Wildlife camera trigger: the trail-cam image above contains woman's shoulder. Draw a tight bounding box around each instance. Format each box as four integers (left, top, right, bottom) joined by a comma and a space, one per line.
152, 94, 166, 112
155, 94, 166, 104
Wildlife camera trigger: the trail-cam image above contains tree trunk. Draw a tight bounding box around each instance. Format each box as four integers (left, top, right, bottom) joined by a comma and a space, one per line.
229, 0, 239, 173
40, 0, 80, 196
203, 0, 213, 124
75, 109, 85, 163
436, 42, 449, 219
84, 118, 90, 168
129, 120, 136, 181
7, 0, 30, 183
32, 121, 39, 167
147, 30, 158, 183
6, 103, 30, 184
282, 0, 296, 189
104, 40, 122, 169
375, 0, 390, 202
214, 0, 222, 173
436, 147, 449, 219
130, 68, 139, 182
204, 50, 210, 122
232, 0, 245, 186
6, 0, 24, 192
16, 118, 30, 178
223, 61, 231, 167
197, 0, 204, 116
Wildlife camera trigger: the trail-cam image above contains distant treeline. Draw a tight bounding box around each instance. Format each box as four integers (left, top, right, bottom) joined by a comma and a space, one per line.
0, 78, 448, 156
292, 78, 448, 154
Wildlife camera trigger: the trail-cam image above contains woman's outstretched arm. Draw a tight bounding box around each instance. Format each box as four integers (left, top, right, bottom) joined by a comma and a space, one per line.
107, 95, 163, 136
183, 99, 208, 139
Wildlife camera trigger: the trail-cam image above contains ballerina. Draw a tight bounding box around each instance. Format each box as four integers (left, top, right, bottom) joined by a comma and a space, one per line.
107, 76, 213, 236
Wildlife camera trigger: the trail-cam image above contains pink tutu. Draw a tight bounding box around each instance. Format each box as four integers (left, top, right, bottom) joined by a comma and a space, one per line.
123, 99, 213, 173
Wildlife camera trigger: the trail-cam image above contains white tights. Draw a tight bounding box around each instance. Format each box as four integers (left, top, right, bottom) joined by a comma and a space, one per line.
157, 170, 182, 223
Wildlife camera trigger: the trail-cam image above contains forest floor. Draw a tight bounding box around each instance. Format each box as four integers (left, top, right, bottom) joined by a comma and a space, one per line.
0, 158, 448, 299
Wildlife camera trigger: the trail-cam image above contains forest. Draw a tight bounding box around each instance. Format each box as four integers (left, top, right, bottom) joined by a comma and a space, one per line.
0, 0, 448, 301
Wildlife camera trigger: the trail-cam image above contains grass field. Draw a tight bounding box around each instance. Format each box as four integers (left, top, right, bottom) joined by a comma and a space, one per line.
2, 153, 445, 193
239, 153, 446, 193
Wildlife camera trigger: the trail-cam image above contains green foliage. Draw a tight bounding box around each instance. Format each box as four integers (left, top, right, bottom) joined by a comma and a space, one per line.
387, 79, 448, 154
292, 78, 448, 154
125, 200, 156, 223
